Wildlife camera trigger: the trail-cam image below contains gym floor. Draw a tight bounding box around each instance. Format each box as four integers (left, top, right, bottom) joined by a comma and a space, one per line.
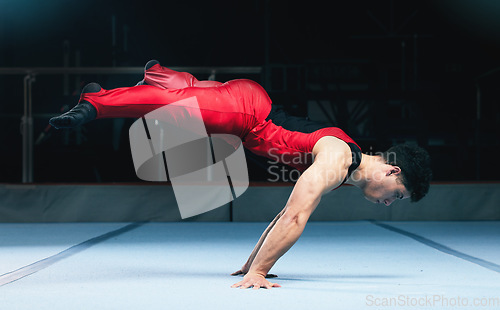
1, 221, 499, 309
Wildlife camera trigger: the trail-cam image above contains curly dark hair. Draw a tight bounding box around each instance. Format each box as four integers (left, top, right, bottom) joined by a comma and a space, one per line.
381, 144, 432, 202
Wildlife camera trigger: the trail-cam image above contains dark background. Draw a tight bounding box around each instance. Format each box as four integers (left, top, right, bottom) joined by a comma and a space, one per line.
0, 0, 499, 183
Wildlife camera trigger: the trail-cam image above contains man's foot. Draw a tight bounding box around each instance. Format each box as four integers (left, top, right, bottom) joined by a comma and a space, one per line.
145, 59, 160, 70
135, 60, 160, 86
49, 83, 99, 129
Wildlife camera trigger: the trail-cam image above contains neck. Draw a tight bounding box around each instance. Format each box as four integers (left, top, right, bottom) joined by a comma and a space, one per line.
345, 154, 382, 189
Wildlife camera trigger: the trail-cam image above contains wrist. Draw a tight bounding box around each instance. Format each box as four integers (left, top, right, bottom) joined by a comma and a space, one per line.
240, 263, 250, 273
247, 267, 268, 278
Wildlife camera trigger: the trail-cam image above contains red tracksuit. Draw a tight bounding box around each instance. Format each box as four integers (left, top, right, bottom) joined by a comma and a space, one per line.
80, 64, 360, 172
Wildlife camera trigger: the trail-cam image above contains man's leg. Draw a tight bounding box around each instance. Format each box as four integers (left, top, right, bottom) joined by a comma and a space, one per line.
50, 82, 201, 129
51, 60, 226, 128
139, 60, 222, 89
49, 79, 252, 131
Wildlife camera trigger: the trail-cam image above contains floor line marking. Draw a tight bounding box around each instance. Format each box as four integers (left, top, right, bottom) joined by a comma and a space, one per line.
0, 222, 144, 287
371, 221, 500, 274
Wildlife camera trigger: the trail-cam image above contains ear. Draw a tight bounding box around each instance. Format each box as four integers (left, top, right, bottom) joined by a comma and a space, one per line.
386, 165, 401, 176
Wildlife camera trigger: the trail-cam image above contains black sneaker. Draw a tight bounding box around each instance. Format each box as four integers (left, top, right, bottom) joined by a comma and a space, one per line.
49, 83, 100, 129
136, 60, 160, 86
145, 59, 160, 70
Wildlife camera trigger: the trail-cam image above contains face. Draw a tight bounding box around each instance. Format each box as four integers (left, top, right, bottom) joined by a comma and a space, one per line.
362, 165, 411, 206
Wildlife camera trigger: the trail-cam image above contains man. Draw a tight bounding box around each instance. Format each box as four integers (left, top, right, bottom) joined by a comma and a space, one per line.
50, 60, 432, 289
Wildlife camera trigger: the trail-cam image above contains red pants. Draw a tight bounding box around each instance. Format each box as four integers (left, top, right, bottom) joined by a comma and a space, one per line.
81, 64, 358, 171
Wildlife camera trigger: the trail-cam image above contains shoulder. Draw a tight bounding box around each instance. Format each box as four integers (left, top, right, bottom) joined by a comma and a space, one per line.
312, 136, 352, 169
312, 136, 351, 156
303, 136, 352, 193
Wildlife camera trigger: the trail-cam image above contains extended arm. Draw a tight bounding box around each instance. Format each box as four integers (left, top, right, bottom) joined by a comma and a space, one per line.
231, 207, 286, 277
231, 137, 351, 289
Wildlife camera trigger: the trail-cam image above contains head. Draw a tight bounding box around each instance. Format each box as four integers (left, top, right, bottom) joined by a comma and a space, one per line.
362, 144, 432, 206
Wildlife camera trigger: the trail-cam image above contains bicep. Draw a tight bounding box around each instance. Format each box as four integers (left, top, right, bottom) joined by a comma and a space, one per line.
284, 157, 345, 217
284, 144, 350, 217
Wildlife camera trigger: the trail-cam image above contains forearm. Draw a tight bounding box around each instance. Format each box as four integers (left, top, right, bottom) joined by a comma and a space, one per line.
248, 212, 308, 276
243, 208, 286, 269
247, 171, 322, 275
